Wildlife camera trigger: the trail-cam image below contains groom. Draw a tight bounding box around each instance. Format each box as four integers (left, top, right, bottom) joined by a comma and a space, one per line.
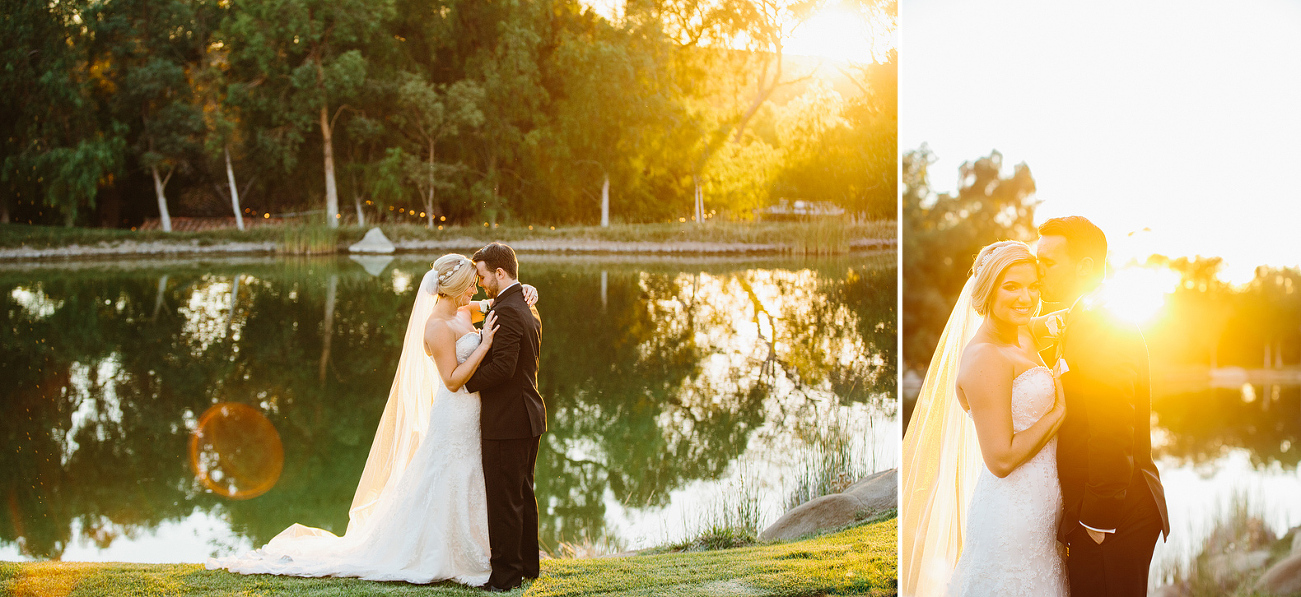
1036, 216, 1170, 597
466, 242, 547, 592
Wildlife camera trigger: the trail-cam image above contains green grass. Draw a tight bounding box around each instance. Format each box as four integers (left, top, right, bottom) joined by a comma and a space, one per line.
0, 220, 894, 254
0, 517, 896, 597
277, 225, 342, 255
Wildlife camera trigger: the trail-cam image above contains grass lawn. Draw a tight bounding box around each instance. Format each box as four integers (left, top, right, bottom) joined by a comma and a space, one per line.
0, 516, 896, 597
0, 220, 894, 254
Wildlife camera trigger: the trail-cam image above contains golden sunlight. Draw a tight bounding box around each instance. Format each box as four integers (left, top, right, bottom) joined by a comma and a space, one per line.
1098, 266, 1181, 325
786, 1, 887, 63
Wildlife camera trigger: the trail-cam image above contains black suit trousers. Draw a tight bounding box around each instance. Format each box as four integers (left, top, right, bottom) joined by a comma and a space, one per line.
481, 435, 540, 589
1064, 485, 1162, 597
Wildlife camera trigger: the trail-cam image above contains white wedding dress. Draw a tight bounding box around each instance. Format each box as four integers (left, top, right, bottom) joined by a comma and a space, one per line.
945, 365, 1067, 597
207, 332, 492, 586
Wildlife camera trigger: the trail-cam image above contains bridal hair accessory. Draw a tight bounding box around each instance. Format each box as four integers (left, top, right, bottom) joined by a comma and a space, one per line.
974, 241, 1018, 276
438, 259, 466, 286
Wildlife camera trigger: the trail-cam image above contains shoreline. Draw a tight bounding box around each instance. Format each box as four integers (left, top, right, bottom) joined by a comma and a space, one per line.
0, 236, 896, 262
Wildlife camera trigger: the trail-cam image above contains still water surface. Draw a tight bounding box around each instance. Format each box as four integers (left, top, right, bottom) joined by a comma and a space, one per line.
0, 252, 896, 562
1149, 382, 1301, 581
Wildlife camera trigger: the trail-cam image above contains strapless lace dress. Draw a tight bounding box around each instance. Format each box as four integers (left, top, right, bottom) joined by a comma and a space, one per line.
946, 366, 1068, 597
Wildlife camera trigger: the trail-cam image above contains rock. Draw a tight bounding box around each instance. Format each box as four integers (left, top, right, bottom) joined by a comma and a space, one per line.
758, 468, 897, 542
348, 227, 395, 254
759, 493, 862, 542
842, 468, 898, 513
1205, 550, 1272, 583
1255, 553, 1301, 596
349, 254, 394, 276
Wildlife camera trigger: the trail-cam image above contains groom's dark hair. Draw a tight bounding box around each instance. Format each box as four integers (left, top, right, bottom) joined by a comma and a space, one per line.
473, 242, 518, 279
1038, 216, 1107, 274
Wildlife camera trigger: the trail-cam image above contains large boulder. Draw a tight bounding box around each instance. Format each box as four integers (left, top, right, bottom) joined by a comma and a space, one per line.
1255, 553, 1301, 596
349, 227, 396, 254
842, 468, 898, 513
1205, 550, 1272, 583
758, 468, 897, 542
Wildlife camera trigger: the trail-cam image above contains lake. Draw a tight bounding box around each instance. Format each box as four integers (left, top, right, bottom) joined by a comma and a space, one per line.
0, 251, 897, 562
1148, 380, 1301, 583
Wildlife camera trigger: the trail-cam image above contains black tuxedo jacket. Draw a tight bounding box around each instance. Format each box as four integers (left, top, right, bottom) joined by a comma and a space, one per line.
1054, 297, 1169, 543
466, 283, 547, 440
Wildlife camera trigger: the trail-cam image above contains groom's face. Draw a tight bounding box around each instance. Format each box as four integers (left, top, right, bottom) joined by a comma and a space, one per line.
1035, 235, 1076, 304
474, 261, 500, 298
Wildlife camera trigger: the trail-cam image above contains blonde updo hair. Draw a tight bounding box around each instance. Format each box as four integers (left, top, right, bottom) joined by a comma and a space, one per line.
969, 240, 1037, 316
431, 254, 476, 299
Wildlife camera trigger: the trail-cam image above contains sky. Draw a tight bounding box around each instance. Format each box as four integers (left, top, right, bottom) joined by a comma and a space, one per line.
901, 0, 1301, 283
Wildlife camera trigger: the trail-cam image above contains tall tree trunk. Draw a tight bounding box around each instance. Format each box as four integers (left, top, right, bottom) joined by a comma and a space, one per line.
1, 195, 9, 224
320, 274, 337, 383
151, 164, 173, 232
225, 146, 245, 231
320, 105, 340, 228
354, 193, 366, 226
600, 172, 610, 227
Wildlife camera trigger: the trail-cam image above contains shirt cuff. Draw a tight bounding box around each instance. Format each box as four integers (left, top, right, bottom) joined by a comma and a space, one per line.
1081, 523, 1115, 534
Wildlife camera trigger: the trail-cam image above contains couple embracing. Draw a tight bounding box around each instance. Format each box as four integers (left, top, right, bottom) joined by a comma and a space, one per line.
210, 242, 545, 592
903, 217, 1171, 596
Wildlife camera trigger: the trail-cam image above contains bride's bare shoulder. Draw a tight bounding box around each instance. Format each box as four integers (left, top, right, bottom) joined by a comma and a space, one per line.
957, 341, 1014, 392
423, 315, 455, 355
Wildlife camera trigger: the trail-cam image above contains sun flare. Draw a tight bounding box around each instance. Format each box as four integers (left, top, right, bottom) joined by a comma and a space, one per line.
1098, 266, 1181, 325
786, 1, 891, 63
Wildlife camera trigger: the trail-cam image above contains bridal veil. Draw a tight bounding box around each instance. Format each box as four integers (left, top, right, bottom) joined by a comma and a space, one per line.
900, 276, 985, 596
348, 269, 442, 534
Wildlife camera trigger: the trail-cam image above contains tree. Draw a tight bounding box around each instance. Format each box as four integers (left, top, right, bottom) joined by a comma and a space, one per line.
1, 0, 125, 227
393, 77, 484, 228
222, 0, 394, 227
93, 0, 216, 232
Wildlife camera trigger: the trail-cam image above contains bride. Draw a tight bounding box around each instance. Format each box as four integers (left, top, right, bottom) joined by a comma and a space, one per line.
208, 254, 536, 586
901, 240, 1069, 596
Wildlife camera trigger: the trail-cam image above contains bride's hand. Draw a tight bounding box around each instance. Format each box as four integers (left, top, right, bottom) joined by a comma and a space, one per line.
1051, 371, 1068, 418
480, 311, 500, 346
522, 284, 538, 306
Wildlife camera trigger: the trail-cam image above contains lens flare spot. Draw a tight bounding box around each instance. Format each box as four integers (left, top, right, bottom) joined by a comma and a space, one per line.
188, 403, 284, 500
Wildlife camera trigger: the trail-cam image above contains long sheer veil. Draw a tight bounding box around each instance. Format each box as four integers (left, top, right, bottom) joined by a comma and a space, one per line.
900, 276, 986, 596
347, 269, 442, 534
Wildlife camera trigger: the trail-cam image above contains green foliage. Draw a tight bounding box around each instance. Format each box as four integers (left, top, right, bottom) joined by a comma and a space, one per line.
3, 0, 896, 229
277, 225, 342, 254
783, 414, 876, 512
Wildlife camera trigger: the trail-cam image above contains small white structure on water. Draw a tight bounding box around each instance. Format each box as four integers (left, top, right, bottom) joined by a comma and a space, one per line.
349, 227, 396, 254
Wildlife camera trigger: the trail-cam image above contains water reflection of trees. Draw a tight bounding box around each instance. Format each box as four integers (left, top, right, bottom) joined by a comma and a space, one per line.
1152, 385, 1300, 471
0, 254, 894, 559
